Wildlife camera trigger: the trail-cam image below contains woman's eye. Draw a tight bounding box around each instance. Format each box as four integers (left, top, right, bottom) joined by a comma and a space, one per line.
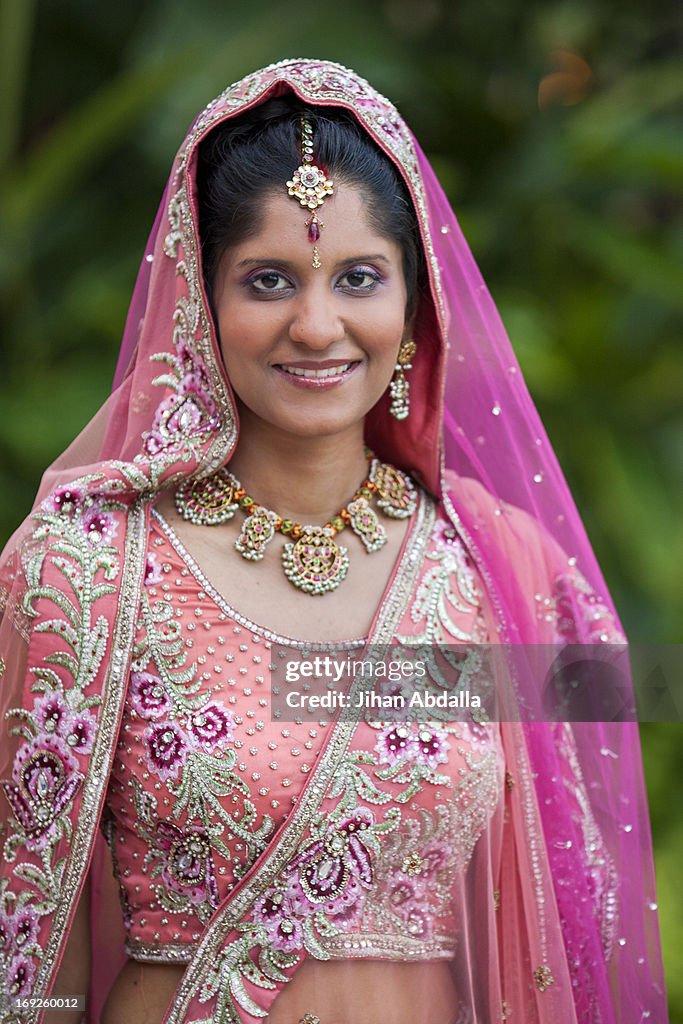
340, 269, 380, 290
250, 271, 290, 292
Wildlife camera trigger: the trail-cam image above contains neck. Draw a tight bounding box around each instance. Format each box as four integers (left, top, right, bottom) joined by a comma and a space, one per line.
227, 417, 370, 524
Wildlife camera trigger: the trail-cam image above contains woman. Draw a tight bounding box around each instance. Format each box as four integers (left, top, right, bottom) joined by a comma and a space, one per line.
0, 59, 666, 1024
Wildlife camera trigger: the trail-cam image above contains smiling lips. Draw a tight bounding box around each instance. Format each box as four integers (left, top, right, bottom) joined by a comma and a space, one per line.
273, 360, 360, 389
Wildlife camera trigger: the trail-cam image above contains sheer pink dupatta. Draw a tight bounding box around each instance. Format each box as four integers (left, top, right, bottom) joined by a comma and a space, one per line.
417, 145, 666, 1019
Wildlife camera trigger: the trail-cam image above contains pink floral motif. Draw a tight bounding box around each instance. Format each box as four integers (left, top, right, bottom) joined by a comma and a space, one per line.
388, 875, 425, 906
420, 840, 449, 876
374, 725, 412, 765
413, 726, 449, 770
431, 519, 464, 552
6, 953, 36, 999
375, 724, 449, 770
144, 552, 164, 586
2, 736, 83, 851
3, 906, 41, 952
131, 672, 170, 720
294, 808, 374, 916
253, 890, 304, 953
381, 838, 451, 941
552, 571, 625, 644
33, 694, 97, 754
43, 485, 84, 516
144, 721, 187, 781
188, 702, 234, 751
33, 692, 70, 735
64, 710, 97, 754
251, 810, 376, 951
81, 506, 119, 545
153, 821, 218, 906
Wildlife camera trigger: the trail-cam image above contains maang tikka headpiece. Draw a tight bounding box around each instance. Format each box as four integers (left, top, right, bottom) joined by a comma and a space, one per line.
286, 114, 334, 269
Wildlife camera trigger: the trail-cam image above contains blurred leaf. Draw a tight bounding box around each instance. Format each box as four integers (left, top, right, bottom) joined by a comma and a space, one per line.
0, 0, 36, 171
1, 52, 186, 230
561, 212, 683, 309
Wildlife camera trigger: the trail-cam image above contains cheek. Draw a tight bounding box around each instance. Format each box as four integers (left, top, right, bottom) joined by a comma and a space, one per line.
217, 305, 272, 369
369, 305, 408, 360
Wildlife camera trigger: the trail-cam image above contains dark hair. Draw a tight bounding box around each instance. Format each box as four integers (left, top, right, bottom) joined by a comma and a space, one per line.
196, 96, 423, 315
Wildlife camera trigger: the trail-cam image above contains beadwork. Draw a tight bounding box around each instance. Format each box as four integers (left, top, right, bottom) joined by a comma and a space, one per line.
174, 457, 417, 595
286, 115, 334, 269
388, 339, 416, 421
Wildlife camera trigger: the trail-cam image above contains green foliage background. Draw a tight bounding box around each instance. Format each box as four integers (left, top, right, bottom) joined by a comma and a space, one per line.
1, 0, 681, 1015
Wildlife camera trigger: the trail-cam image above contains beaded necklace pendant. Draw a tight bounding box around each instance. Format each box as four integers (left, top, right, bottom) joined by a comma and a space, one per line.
235, 507, 279, 561
174, 469, 239, 525
347, 496, 387, 553
282, 527, 350, 596
370, 462, 417, 519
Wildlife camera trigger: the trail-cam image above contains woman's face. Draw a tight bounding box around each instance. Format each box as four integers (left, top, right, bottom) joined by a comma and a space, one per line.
212, 185, 410, 442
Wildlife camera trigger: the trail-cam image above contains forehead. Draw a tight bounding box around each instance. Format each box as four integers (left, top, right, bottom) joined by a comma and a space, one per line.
230, 186, 402, 258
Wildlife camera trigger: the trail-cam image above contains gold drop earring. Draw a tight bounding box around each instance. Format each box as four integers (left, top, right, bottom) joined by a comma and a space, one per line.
389, 339, 417, 420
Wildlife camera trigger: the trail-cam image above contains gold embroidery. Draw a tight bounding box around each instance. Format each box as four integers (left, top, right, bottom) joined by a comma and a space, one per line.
534, 964, 555, 992
17, 499, 149, 1010
165, 495, 435, 1023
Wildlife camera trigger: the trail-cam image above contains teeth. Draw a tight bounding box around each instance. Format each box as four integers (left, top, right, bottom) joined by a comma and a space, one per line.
279, 363, 352, 379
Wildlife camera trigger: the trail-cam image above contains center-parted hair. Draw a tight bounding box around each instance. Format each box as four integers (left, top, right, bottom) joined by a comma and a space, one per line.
196, 96, 423, 315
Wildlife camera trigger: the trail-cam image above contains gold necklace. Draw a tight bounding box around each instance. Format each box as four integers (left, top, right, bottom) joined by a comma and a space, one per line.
174, 457, 416, 596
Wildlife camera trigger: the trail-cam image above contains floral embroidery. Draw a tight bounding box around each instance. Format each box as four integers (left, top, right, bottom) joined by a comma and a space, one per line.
3, 737, 83, 853
33, 692, 97, 753
0, 903, 43, 1004
250, 805, 381, 960
542, 566, 625, 644
144, 721, 188, 782
400, 522, 485, 645
534, 963, 555, 992
557, 723, 619, 959
142, 348, 221, 462
187, 703, 233, 751
130, 670, 171, 719
1, 490, 122, 1004
374, 723, 450, 771
144, 552, 164, 587
123, 590, 273, 891
192, 730, 501, 1021
388, 522, 491, 723
295, 807, 374, 911
155, 823, 218, 907
132, 783, 219, 923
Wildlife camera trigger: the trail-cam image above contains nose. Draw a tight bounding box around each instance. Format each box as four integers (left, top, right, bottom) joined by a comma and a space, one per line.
288, 286, 345, 349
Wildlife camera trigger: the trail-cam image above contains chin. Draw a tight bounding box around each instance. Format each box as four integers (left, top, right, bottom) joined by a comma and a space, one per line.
277, 412, 364, 439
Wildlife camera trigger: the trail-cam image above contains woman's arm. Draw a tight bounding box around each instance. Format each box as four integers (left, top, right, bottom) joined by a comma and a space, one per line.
44, 874, 91, 1024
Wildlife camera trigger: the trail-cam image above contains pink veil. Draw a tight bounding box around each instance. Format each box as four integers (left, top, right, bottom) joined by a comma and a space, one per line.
0, 59, 666, 1023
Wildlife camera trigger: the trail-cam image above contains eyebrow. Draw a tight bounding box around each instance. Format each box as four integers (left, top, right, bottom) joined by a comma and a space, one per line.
234, 255, 392, 271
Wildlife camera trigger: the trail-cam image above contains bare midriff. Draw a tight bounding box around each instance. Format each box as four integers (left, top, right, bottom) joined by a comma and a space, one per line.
103, 958, 461, 1024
